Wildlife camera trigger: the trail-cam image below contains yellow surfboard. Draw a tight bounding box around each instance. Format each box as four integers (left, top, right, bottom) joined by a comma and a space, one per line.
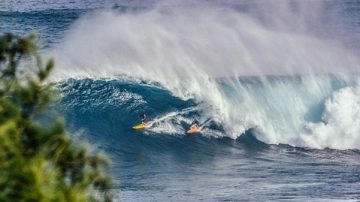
132, 122, 148, 129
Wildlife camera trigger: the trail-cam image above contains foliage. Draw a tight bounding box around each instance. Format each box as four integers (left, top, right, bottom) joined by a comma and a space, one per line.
0, 33, 112, 202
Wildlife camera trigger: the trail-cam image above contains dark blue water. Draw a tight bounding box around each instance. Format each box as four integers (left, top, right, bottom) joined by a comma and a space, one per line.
2, 1, 360, 201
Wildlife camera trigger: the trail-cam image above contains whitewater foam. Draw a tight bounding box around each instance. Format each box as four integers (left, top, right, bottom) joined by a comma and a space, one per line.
300, 83, 360, 149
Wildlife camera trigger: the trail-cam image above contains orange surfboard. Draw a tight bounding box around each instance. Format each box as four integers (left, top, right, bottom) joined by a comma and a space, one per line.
187, 126, 200, 134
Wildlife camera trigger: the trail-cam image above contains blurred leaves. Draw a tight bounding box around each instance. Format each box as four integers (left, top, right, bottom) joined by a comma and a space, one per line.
0, 33, 112, 202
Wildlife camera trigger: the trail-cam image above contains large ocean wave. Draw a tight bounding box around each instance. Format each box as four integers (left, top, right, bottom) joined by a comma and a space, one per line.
51, 1, 360, 150
58, 76, 360, 150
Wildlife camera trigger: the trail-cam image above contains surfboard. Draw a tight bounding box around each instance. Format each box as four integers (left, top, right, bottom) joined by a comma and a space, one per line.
187, 126, 200, 134
132, 122, 148, 129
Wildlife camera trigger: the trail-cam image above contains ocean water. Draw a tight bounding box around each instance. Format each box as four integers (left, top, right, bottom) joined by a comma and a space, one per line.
2, 0, 360, 201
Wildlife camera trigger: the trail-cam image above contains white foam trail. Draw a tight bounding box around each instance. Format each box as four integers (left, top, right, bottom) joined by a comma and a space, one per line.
145, 106, 201, 135
51, 2, 360, 149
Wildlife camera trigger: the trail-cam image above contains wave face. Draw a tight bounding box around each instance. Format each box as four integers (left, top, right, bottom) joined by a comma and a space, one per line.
59, 75, 360, 150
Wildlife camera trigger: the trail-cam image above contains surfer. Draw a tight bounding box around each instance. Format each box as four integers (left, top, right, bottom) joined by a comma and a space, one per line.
193, 120, 200, 128
132, 113, 148, 130
140, 113, 147, 124
187, 120, 201, 134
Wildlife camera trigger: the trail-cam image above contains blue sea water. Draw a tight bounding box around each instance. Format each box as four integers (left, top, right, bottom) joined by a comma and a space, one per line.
2, 0, 360, 201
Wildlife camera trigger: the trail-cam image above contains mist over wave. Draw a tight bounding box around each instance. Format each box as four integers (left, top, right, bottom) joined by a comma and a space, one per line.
52, 1, 360, 149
